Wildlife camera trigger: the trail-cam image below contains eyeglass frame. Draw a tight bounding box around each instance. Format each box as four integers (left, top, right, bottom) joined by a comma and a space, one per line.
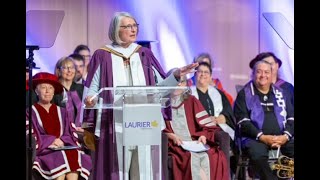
120, 23, 139, 30
196, 70, 211, 75
60, 66, 76, 71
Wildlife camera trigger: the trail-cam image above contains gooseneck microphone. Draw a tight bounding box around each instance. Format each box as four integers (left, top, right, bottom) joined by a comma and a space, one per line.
141, 52, 158, 84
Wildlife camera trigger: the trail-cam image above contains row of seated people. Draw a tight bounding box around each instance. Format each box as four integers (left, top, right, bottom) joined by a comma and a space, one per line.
25, 53, 294, 180
176, 51, 293, 180
26, 56, 231, 180
25, 10, 293, 180
26, 62, 232, 180
164, 52, 294, 180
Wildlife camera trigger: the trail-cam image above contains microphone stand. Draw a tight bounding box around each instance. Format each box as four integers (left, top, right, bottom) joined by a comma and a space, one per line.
26, 45, 39, 180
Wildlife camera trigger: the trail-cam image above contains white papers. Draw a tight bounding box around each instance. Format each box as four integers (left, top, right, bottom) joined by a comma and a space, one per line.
49, 145, 80, 150
81, 122, 94, 129
180, 141, 210, 152
218, 123, 235, 140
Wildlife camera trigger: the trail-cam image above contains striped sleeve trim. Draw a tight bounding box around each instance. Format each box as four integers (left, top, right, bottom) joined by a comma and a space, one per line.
205, 122, 216, 127
256, 132, 263, 140
71, 122, 77, 129
237, 118, 250, 125
73, 132, 79, 138
283, 131, 292, 138
196, 110, 208, 118
287, 117, 294, 121
199, 117, 212, 125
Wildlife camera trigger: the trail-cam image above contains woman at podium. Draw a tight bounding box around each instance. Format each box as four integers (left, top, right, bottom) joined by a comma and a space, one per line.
83, 11, 198, 180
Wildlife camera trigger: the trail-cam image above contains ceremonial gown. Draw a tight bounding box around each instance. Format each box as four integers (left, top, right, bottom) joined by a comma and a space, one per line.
163, 95, 229, 180
83, 43, 179, 180
27, 103, 92, 179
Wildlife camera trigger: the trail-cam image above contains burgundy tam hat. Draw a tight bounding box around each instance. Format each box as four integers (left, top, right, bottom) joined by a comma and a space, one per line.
249, 52, 282, 69
32, 72, 63, 94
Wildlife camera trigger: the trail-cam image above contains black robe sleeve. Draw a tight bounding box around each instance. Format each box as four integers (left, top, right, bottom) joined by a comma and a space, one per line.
233, 89, 261, 139
217, 89, 236, 130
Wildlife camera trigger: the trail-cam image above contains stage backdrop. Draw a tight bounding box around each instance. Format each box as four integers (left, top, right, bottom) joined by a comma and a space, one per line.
26, 0, 294, 99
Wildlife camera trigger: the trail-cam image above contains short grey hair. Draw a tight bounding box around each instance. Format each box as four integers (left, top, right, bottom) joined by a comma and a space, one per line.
193, 52, 213, 68
108, 11, 138, 45
251, 60, 273, 76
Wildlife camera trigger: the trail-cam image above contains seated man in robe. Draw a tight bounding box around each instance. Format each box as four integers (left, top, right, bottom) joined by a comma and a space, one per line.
233, 60, 294, 180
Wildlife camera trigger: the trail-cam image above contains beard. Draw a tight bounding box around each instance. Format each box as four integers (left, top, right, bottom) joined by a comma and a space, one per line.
75, 74, 82, 81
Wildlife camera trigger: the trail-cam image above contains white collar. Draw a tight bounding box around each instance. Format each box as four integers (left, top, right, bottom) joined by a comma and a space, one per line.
106, 43, 139, 58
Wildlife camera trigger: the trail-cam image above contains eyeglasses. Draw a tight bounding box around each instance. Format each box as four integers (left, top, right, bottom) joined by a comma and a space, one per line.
120, 24, 139, 30
61, 66, 75, 71
197, 70, 210, 75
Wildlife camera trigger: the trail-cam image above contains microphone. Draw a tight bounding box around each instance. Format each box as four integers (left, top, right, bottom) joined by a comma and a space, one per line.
141, 52, 158, 84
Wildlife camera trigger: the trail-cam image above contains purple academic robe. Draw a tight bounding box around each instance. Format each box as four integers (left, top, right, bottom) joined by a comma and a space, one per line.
240, 81, 293, 146
66, 90, 83, 127
26, 104, 92, 180
83, 46, 166, 180
52, 82, 84, 127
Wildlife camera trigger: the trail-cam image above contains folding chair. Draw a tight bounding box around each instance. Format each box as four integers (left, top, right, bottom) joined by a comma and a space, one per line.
233, 129, 282, 180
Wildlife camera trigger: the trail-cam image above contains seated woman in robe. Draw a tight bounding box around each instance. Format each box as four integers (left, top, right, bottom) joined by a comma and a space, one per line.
26, 72, 91, 180
190, 62, 237, 174
53, 56, 95, 153
53, 56, 85, 132
187, 52, 234, 106
163, 74, 229, 180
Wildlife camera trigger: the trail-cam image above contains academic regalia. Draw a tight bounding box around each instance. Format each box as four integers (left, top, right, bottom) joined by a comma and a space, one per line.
234, 81, 294, 147
164, 95, 229, 180
83, 43, 176, 180
27, 103, 91, 179
275, 78, 294, 107
54, 82, 84, 127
